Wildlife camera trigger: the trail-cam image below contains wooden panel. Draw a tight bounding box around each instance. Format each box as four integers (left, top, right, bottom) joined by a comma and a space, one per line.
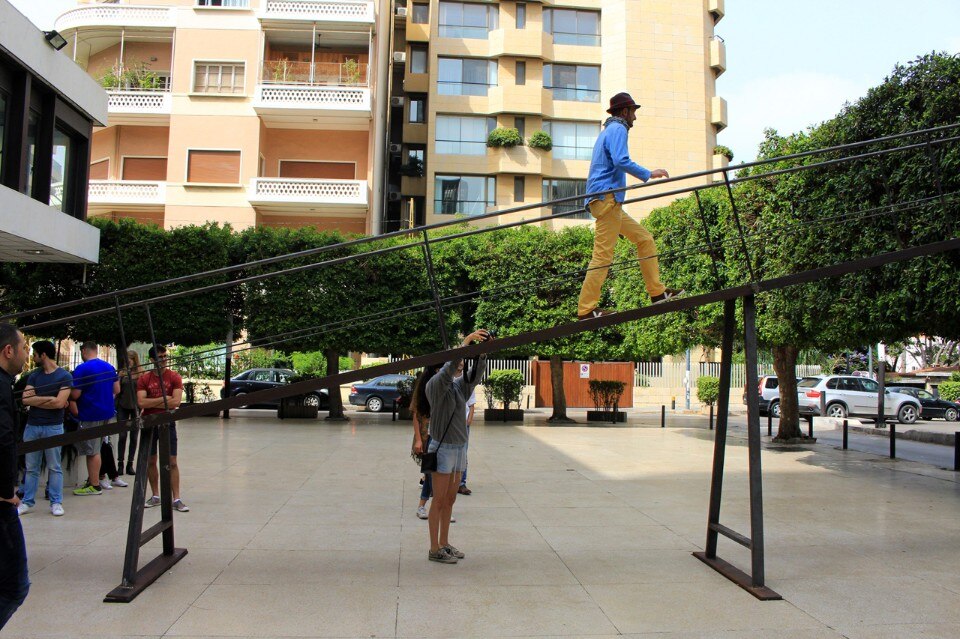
187, 150, 241, 184
533, 361, 634, 408
89, 159, 109, 180
122, 157, 167, 181
279, 161, 354, 179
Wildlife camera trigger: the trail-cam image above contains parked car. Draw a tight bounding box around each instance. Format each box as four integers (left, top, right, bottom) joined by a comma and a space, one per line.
796, 375, 921, 423
743, 375, 785, 417
348, 374, 416, 412
887, 386, 960, 421
221, 368, 329, 409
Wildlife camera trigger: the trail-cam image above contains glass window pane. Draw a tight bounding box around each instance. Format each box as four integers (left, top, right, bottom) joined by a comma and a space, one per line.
50, 128, 71, 211
439, 2, 462, 25
412, 3, 429, 23
411, 47, 427, 73
553, 9, 576, 34
543, 8, 551, 33
516, 3, 526, 29
861, 379, 879, 392
438, 58, 461, 83
410, 98, 424, 123
577, 65, 599, 90
578, 11, 599, 35
435, 174, 494, 214
515, 60, 526, 85
0, 92, 6, 174
462, 4, 486, 27
26, 111, 38, 197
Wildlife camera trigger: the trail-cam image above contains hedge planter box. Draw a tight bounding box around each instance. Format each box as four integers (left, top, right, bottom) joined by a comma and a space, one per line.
278, 396, 319, 420
586, 410, 627, 423
484, 408, 525, 422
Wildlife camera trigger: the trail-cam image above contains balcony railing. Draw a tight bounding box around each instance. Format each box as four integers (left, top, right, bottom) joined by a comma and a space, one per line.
107, 90, 172, 114
248, 178, 367, 207
259, 0, 375, 24
55, 5, 175, 31
261, 61, 369, 87
88, 181, 166, 205
254, 85, 371, 112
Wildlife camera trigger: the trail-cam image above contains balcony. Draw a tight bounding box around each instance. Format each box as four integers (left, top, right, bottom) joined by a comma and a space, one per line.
711, 96, 728, 131
710, 38, 726, 75
55, 5, 175, 33
106, 90, 172, 126
248, 178, 368, 210
254, 61, 371, 126
258, 0, 375, 27
489, 28, 547, 58
87, 181, 167, 214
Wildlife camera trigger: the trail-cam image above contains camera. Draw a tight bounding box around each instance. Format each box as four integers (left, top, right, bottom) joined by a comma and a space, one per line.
482, 329, 495, 341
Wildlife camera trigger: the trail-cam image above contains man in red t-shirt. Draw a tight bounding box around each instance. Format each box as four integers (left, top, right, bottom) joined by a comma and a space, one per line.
136, 345, 188, 512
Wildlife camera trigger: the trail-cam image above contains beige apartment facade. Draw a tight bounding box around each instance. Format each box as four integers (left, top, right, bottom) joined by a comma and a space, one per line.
55, 0, 385, 234
386, 0, 727, 232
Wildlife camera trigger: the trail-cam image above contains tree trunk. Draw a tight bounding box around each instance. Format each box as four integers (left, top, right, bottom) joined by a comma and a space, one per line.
324, 347, 347, 421
773, 344, 804, 441
547, 355, 574, 423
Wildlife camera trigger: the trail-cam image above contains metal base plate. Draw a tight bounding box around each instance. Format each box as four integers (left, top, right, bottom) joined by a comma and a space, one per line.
693, 552, 782, 601
104, 548, 188, 603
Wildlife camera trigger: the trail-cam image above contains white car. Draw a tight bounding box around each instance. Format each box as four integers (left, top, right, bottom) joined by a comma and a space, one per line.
796, 375, 922, 424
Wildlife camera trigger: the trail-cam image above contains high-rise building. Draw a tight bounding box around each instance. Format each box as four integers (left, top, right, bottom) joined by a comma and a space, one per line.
54, 0, 388, 234
385, 0, 727, 232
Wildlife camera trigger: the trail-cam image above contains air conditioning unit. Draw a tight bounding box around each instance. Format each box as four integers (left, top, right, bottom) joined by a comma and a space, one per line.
388, 191, 402, 202
389, 143, 402, 154
390, 96, 405, 107
396, 6, 408, 17
393, 51, 406, 63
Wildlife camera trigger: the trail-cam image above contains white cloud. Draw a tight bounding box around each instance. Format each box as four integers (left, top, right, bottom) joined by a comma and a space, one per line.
719, 72, 868, 163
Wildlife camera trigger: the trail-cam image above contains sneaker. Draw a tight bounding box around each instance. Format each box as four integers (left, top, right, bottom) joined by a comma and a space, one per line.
73, 482, 102, 496
428, 547, 458, 564
16, 502, 32, 516
50, 503, 64, 517
417, 506, 428, 520
577, 307, 615, 321
458, 485, 472, 495
126, 463, 136, 476
111, 477, 129, 488
100, 478, 113, 490
651, 288, 685, 304
173, 499, 190, 512
442, 544, 465, 559
145, 495, 161, 508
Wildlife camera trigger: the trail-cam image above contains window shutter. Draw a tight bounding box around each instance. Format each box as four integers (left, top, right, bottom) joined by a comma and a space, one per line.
187, 150, 241, 184
122, 157, 167, 181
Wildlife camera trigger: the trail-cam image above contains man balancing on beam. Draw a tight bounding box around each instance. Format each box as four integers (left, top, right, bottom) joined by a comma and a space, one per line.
577, 91, 683, 321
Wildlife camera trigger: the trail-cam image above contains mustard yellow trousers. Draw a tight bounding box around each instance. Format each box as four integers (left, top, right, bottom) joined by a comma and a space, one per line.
577, 194, 665, 316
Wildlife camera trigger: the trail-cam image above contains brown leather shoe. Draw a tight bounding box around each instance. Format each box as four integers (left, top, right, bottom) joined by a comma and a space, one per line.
458, 485, 472, 495
577, 308, 615, 321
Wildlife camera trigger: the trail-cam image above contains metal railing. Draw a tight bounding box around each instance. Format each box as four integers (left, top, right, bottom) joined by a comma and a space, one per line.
260, 60, 369, 86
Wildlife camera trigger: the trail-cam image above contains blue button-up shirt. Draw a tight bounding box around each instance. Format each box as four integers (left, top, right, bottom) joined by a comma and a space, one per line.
585, 120, 651, 206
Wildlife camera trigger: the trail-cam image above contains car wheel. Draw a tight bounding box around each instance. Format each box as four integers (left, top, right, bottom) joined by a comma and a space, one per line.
366, 396, 384, 413
826, 403, 847, 419
945, 407, 959, 422
897, 403, 919, 424
302, 394, 320, 408
770, 400, 781, 418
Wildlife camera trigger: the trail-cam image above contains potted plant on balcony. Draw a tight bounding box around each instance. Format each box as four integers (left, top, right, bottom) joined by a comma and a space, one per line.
586, 380, 627, 423
528, 130, 553, 151
269, 57, 292, 83
713, 145, 734, 161
487, 127, 523, 148
483, 369, 525, 422
342, 58, 362, 85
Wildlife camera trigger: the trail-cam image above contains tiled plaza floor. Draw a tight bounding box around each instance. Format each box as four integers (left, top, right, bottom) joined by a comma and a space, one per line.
7, 409, 960, 638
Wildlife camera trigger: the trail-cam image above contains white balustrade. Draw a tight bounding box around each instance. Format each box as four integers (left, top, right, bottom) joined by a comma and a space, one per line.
248, 178, 368, 207
107, 91, 172, 114
88, 181, 166, 205
256, 85, 370, 111
260, 0, 374, 23
55, 5, 175, 31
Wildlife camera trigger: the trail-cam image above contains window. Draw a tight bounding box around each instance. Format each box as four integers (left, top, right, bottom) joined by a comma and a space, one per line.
544, 8, 600, 46
434, 175, 495, 215
544, 121, 598, 160
193, 62, 245, 94
196, 0, 249, 6
543, 178, 589, 218
25, 110, 38, 197
251, 370, 272, 382
516, 3, 526, 29
514, 176, 525, 202
89, 159, 109, 180
412, 3, 429, 23
187, 150, 241, 184
122, 157, 167, 181
409, 98, 425, 123
917, 390, 934, 400
436, 115, 496, 155
514, 116, 525, 138
438, 58, 497, 96
544, 64, 599, 102
860, 378, 879, 393
49, 128, 72, 211
0, 91, 6, 176
410, 46, 428, 74
438, 1, 498, 39
515, 60, 526, 85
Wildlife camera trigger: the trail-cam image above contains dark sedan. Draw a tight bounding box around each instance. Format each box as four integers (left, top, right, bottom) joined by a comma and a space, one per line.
348, 374, 415, 412
887, 386, 959, 421
221, 368, 329, 409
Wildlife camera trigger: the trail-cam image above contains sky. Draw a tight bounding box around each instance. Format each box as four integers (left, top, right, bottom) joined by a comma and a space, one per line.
9, 0, 960, 162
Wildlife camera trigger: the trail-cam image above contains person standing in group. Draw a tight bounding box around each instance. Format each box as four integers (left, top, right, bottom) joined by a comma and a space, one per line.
70, 342, 120, 496
116, 350, 142, 476
137, 345, 188, 512
0, 324, 31, 629
423, 329, 490, 564
577, 92, 682, 321
18, 341, 71, 516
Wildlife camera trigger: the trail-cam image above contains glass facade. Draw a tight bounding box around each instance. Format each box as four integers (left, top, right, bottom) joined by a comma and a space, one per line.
544, 64, 600, 102
543, 178, 590, 219
438, 2, 498, 39
437, 58, 498, 96
434, 174, 495, 215
544, 121, 599, 160
544, 9, 600, 46
436, 115, 496, 155
50, 127, 72, 211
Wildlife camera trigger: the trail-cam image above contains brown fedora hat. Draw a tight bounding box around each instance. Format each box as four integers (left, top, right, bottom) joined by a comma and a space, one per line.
607, 92, 641, 114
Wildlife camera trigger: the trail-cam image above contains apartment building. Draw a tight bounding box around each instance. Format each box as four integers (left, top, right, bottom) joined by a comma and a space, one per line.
0, 0, 105, 263
385, 0, 727, 231
54, 0, 387, 234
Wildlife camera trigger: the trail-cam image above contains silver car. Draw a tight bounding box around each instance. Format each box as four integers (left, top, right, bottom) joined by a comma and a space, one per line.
797, 375, 922, 424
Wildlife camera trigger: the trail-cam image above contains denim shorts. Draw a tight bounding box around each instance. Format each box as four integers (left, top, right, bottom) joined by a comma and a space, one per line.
427, 439, 467, 474
149, 423, 178, 457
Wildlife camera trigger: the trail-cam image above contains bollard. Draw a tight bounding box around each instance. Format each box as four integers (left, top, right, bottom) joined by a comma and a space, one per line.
842, 419, 848, 450
661, 405, 666, 428
807, 415, 814, 439
954, 432, 960, 471
391, 402, 397, 422
612, 402, 618, 425
709, 404, 714, 431
767, 411, 772, 437
671, 397, 676, 411
890, 423, 896, 459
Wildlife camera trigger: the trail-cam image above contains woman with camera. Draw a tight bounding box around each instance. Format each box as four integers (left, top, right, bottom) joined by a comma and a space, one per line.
421, 329, 490, 563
